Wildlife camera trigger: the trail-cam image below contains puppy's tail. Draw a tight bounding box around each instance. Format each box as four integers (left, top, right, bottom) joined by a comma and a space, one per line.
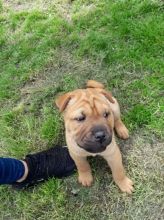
86, 80, 104, 89
86, 80, 115, 104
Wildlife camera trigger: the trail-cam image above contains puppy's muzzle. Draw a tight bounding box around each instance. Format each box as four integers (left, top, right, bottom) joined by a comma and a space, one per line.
77, 126, 112, 153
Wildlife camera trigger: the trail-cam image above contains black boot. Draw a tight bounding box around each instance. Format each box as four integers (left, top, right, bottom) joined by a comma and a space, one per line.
12, 145, 76, 189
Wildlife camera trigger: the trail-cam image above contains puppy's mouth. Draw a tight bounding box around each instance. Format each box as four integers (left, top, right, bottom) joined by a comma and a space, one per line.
77, 136, 112, 153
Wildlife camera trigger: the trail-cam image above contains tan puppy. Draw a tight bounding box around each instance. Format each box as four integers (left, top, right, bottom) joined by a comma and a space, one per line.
55, 80, 134, 194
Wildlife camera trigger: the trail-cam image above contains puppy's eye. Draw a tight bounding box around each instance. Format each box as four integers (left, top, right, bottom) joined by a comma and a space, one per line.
103, 112, 110, 118
75, 115, 86, 122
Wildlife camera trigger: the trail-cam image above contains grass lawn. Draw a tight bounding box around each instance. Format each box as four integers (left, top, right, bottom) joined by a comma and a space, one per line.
0, 0, 164, 219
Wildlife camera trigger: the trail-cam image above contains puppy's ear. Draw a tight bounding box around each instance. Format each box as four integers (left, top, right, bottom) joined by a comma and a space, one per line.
55, 92, 72, 112
86, 80, 104, 89
101, 90, 115, 104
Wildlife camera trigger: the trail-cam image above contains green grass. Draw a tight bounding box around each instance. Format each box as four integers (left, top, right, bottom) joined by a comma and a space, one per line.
0, 0, 163, 219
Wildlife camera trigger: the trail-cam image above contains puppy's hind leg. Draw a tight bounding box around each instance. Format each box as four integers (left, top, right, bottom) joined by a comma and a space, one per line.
110, 97, 129, 139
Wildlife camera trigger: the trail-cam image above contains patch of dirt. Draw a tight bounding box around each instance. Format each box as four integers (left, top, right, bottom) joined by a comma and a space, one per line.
3, 0, 74, 22
3, 0, 98, 24
3, 0, 43, 12
18, 48, 109, 106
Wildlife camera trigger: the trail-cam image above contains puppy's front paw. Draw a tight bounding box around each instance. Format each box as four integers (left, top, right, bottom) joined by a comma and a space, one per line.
78, 172, 93, 187
116, 177, 134, 194
115, 123, 129, 140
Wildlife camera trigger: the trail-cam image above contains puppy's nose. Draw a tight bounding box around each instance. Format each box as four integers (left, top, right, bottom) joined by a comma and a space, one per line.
94, 131, 106, 143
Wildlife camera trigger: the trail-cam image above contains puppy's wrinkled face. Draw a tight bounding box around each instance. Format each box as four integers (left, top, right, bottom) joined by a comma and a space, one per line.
56, 87, 115, 154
